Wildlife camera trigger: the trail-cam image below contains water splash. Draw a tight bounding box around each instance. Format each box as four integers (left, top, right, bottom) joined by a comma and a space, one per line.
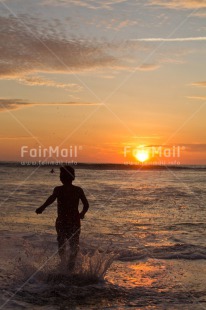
14, 240, 115, 287
74, 248, 115, 282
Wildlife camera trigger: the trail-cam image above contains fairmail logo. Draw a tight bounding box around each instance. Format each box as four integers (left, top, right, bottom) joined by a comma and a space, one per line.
21, 145, 82, 159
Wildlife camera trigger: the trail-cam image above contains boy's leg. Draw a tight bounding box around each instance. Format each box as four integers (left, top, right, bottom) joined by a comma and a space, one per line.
57, 234, 67, 264
56, 220, 67, 264
68, 227, 80, 271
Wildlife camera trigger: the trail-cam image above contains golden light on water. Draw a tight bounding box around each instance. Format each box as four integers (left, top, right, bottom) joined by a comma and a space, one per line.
135, 149, 149, 163
106, 261, 163, 288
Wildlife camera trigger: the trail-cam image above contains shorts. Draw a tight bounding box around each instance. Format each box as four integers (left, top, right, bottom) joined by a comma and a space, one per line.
55, 219, 80, 246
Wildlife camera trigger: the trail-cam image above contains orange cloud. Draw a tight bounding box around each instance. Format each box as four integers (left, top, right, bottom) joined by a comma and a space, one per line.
183, 144, 206, 152
187, 96, 206, 100
150, 0, 206, 9
0, 98, 102, 112
17, 75, 82, 92
147, 143, 206, 152
191, 81, 206, 87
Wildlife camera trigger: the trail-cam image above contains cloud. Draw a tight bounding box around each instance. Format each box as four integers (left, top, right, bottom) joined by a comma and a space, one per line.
187, 96, 206, 100
41, 0, 128, 10
137, 64, 160, 71
146, 143, 206, 152
86, 17, 139, 31
149, 0, 206, 9
191, 81, 206, 87
182, 144, 206, 152
131, 135, 162, 139
132, 37, 206, 42
0, 13, 200, 85
0, 99, 32, 111
0, 98, 102, 112
16, 75, 82, 92
0, 15, 116, 79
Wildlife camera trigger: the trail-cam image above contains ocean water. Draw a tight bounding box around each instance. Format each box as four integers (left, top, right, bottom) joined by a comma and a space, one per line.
0, 165, 206, 309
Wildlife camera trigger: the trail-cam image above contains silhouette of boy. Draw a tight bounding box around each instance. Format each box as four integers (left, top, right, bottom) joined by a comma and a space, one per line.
36, 165, 89, 270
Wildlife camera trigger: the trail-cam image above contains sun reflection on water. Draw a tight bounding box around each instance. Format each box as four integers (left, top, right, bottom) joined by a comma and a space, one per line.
106, 260, 166, 289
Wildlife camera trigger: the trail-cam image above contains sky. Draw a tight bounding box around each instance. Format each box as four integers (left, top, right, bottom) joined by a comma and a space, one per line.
0, 0, 206, 164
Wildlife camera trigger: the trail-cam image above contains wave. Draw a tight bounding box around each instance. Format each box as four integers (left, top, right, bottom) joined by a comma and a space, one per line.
168, 222, 206, 229
118, 243, 206, 261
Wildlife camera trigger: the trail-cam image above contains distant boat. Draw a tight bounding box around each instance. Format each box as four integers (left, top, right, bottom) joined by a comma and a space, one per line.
50, 169, 55, 174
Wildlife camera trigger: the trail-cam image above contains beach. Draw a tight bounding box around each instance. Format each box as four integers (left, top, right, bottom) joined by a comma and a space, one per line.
1, 164, 206, 309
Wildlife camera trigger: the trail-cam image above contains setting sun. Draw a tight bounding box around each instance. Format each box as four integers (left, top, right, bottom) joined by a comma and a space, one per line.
135, 150, 149, 163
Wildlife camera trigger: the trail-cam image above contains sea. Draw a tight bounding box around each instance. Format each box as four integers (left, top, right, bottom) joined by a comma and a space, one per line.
0, 163, 206, 310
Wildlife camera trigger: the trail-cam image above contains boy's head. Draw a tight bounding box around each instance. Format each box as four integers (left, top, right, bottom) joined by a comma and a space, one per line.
60, 165, 75, 184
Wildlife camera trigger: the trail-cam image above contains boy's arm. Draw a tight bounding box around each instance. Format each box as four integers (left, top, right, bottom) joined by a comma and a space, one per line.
36, 187, 58, 214
79, 188, 89, 219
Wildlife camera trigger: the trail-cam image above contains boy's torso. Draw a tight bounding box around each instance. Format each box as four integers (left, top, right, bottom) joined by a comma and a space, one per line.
55, 185, 81, 226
